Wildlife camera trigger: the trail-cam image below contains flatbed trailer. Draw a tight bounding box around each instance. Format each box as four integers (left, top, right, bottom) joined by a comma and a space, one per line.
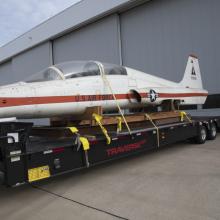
0, 110, 219, 187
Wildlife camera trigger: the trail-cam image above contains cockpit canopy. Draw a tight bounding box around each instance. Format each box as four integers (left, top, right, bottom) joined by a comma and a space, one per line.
25, 61, 127, 83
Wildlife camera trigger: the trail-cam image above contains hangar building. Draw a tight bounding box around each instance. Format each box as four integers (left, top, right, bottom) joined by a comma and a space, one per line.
0, 0, 219, 108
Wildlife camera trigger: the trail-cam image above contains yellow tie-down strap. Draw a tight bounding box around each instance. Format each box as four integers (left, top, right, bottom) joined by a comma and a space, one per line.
68, 127, 90, 150
116, 116, 122, 133
68, 127, 90, 167
79, 137, 90, 151
180, 111, 192, 123
93, 113, 111, 145
145, 114, 160, 148
69, 127, 79, 134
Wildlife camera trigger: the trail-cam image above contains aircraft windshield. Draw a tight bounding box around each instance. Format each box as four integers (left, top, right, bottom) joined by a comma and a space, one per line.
25, 66, 64, 83
55, 61, 101, 79
24, 61, 127, 83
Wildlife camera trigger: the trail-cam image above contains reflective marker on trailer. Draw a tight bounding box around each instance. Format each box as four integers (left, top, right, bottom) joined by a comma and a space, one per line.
53, 147, 65, 154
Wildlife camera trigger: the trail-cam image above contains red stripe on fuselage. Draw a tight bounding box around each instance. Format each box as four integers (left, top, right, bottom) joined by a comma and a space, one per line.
0, 94, 129, 107
158, 92, 208, 98
0, 92, 207, 108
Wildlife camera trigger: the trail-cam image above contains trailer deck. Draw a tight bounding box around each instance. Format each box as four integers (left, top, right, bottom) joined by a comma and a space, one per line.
0, 110, 219, 187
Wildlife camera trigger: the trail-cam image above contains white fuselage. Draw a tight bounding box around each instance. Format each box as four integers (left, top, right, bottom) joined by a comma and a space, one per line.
0, 66, 207, 119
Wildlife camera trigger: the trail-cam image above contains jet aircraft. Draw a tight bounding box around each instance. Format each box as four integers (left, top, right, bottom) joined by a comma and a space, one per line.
0, 55, 208, 119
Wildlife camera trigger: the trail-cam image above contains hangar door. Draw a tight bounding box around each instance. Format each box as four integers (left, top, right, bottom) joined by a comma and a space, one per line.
53, 14, 120, 65
120, 0, 220, 94
12, 42, 52, 81
0, 61, 14, 86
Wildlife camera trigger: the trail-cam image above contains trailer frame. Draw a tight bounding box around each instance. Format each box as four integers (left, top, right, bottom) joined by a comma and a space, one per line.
0, 112, 219, 187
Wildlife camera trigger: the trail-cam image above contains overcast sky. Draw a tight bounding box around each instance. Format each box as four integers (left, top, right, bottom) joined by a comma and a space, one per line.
0, 0, 81, 47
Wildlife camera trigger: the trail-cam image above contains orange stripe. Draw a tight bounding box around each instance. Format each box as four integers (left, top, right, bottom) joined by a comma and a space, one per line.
0, 94, 128, 107
158, 93, 208, 98
0, 92, 207, 108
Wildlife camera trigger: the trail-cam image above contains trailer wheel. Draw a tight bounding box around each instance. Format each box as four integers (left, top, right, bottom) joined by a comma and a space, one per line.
207, 123, 217, 140
195, 125, 207, 144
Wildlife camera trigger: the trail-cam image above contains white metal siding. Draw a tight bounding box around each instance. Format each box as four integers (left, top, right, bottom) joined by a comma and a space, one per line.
53, 15, 120, 64
0, 61, 13, 85
12, 42, 52, 81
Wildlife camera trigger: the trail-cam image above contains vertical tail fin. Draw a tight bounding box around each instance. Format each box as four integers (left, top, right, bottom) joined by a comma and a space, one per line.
180, 55, 203, 89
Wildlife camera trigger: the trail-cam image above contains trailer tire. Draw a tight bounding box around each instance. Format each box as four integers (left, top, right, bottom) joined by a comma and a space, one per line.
207, 122, 217, 140
194, 125, 207, 144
